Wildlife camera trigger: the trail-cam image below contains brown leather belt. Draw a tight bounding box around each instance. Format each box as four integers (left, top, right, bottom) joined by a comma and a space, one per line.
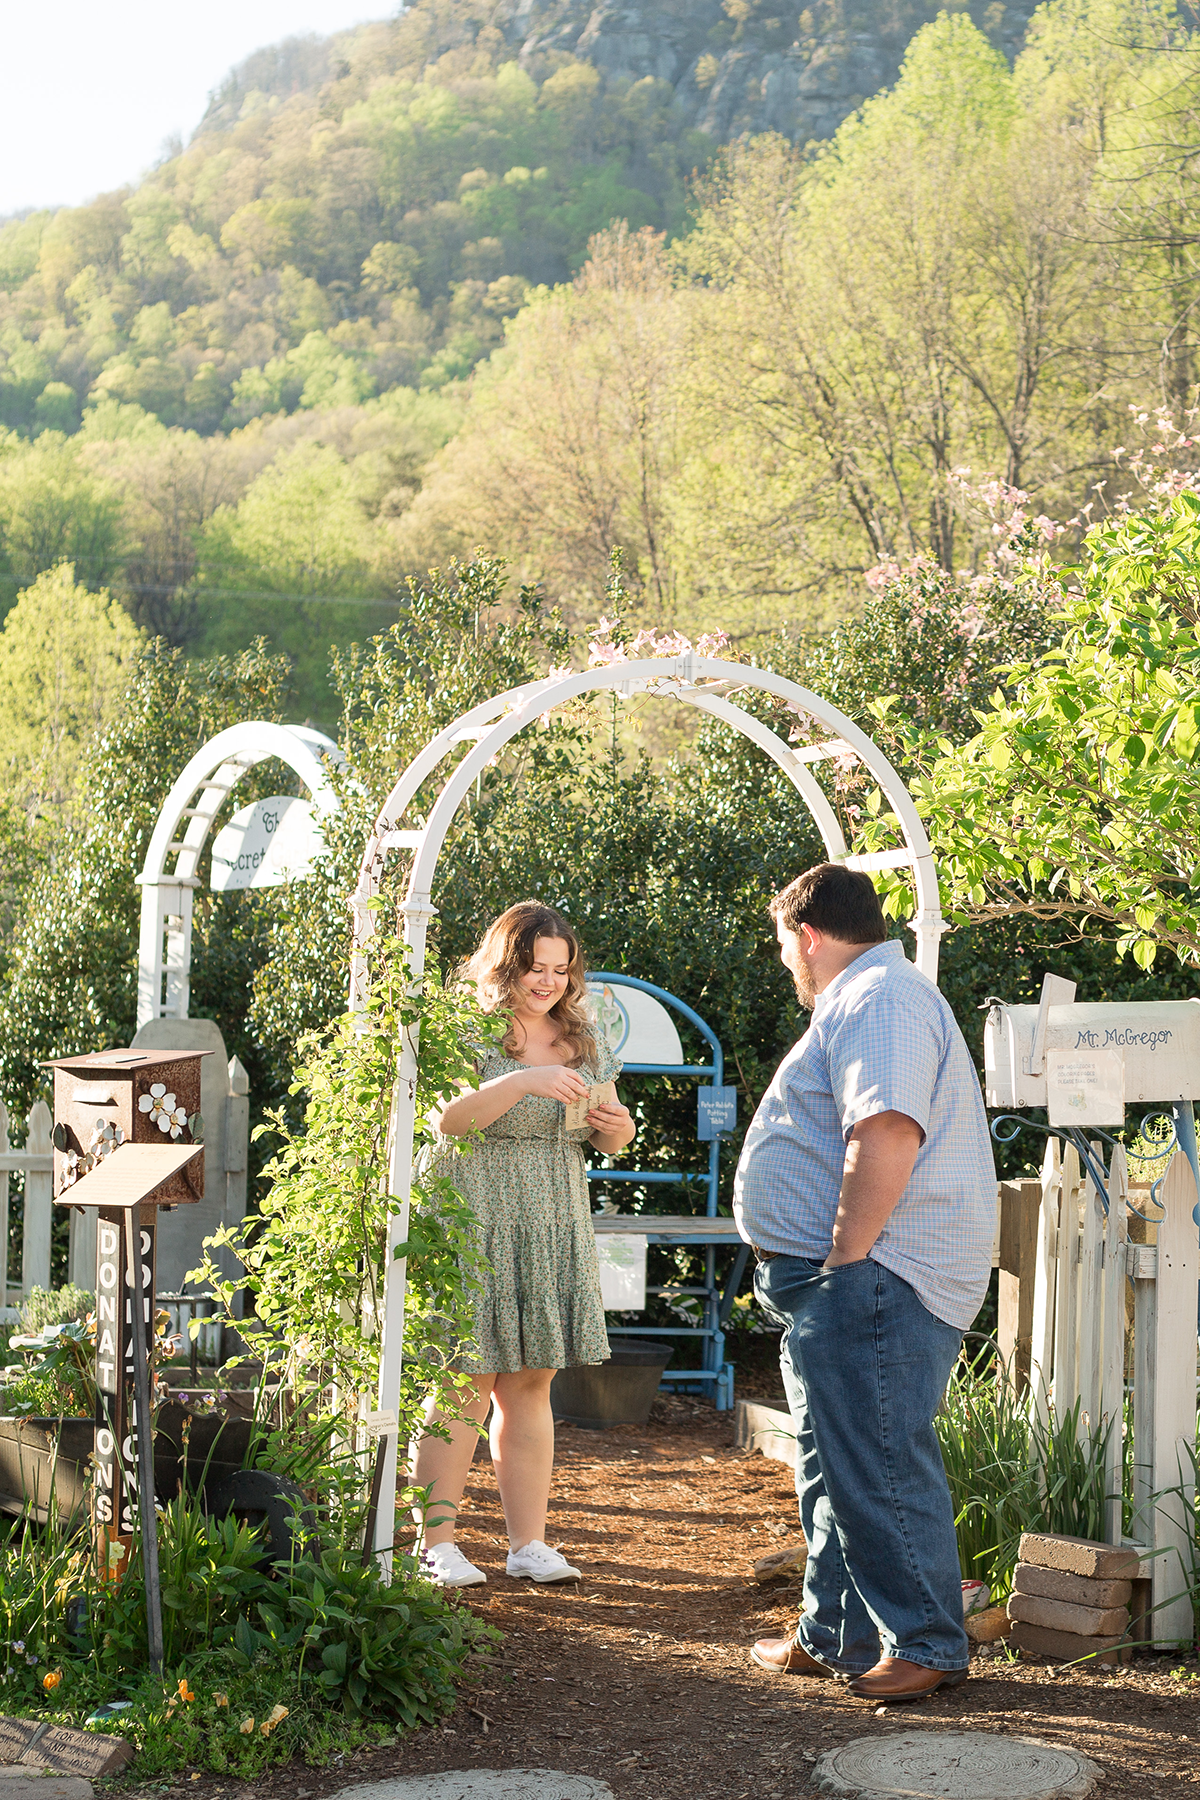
751, 1246, 782, 1262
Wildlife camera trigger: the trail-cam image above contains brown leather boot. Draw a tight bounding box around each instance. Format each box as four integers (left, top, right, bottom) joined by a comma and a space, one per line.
847, 1657, 968, 1701
750, 1635, 838, 1676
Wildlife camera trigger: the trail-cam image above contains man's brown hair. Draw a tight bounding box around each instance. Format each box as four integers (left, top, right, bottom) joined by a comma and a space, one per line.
769, 863, 887, 944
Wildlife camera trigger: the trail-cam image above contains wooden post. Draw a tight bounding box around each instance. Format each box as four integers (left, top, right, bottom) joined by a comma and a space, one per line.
997, 1177, 1041, 1389
1076, 1171, 1104, 1432
0, 1099, 8, 1313
124, 1207, 163, 1674
21, 1102, 53, 1296
1029, 1136, 1060, 1428
1053, 1142, 1081, 1417
1150, 1150, 1199, 1646
1101, 1146, 1128, 1545
1129, 1228, 1157, 1551
225, 1057, 249, 1318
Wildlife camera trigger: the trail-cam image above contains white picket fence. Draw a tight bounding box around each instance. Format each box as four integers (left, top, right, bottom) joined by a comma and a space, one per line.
0, 1099, 54, 1315
1026, 1138, 1200, 1645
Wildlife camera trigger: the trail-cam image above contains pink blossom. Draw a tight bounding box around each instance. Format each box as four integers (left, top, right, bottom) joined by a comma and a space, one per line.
865, 559, 902, 593
695, 631, 731, 657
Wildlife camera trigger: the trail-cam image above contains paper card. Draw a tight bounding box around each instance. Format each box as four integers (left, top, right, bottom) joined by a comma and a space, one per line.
596, 1233, 647, 1310
1046, 1048, 1125, 1127
564, 1080, 617, 1131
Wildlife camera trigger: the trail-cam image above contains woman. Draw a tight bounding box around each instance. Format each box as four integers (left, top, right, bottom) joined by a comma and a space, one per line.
412, 901, 635, 1587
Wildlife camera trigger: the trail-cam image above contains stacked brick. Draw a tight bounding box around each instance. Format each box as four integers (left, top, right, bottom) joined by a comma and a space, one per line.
1006, 1532, 1138, 1664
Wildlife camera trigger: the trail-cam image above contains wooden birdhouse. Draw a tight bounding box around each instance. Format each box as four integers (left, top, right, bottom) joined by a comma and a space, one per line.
45, 1047, 208, 1206
45, 1047, 210, 1599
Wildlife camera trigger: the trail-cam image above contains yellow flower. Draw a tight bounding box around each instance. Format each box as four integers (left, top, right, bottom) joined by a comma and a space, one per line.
213, 1693, 228, 1708
42, 1671, 62, 1692
239, 1718, 255, 1735
177, 1678, 195, 1703
265, 1705, 288, 1728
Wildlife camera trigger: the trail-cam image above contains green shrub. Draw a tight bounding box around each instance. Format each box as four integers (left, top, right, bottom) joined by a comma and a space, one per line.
18, 1285, 93, 1334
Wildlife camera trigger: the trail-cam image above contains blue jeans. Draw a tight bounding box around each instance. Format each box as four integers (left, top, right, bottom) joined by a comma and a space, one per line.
754, 1254, 968, 1674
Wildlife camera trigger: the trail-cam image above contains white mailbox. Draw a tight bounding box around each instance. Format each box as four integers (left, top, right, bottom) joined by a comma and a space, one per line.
984, 997, 1200, 1110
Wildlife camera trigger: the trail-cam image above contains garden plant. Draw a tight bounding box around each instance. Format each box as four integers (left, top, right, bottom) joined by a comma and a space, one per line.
0, 924, 502, 1772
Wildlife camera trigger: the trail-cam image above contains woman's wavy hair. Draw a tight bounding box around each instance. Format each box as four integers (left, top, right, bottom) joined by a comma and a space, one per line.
463, 902, 596, 1067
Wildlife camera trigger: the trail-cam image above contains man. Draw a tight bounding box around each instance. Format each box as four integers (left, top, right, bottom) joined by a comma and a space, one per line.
734, 863, 995, 1701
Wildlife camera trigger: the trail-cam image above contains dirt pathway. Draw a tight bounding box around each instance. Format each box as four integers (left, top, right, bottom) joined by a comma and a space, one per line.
169, 1399, 1200, 1800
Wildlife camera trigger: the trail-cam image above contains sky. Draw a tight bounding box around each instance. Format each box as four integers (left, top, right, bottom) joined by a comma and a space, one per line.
2, 0, 388, 217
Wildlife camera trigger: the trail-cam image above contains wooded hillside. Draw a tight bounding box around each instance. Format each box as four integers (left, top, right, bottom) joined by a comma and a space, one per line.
2, 0, 1198, 723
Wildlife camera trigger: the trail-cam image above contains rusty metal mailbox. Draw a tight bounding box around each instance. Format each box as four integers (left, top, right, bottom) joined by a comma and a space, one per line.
48, 1047, 207, 1203
46, 1048, 209, 1673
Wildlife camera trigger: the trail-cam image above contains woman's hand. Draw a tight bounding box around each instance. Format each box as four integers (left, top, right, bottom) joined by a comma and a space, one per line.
587, 1099, 636, 1154
438, 1063, 582, 1136
522, 1065, 590, 1104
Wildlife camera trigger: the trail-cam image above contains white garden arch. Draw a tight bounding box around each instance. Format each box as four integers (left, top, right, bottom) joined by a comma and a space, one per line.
348, 654, 946, 1565
136, 721, 341, 1026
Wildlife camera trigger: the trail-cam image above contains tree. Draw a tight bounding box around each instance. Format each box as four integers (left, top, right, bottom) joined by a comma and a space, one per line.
398, 225, 686, 622
862, 491, 1200, 968
676, 12, 1113, 610
0, 640, 292, 1118
0, 564, 144, 820
191, 441, 404, 722
0, 435, 128, 609
1018, 0, 1200, 417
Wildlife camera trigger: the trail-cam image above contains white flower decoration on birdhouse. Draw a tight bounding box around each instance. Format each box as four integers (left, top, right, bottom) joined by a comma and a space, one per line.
139, 1083, 187, 1137
87, 1119, 125, 1160
58, 1148, 84, 1192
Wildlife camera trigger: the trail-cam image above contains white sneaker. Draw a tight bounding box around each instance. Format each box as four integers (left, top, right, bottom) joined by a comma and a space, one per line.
420, 1542, 487, 1587
506, 1539, 581, 1583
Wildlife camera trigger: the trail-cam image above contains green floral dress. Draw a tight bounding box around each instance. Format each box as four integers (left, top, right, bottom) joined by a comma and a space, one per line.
438, 1043, 621, 1373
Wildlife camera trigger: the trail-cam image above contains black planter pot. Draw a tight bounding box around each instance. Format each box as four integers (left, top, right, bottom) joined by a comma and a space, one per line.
0, 1403, 262, 1527
549, 1338, 674, 1429
0, 1415, 92, 1526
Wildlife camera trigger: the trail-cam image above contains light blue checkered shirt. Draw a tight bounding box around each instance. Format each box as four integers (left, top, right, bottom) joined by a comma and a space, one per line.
734, 940, 996, 1329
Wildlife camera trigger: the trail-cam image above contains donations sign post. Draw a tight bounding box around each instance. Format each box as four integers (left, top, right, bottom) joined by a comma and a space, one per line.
46, 1048, 207, 1672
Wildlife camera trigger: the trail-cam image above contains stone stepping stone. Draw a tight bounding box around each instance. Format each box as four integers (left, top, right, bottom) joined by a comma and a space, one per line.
0, 1773, 92, 1800
812, 1731, 1101, 1799
327, 1773, 613, 1800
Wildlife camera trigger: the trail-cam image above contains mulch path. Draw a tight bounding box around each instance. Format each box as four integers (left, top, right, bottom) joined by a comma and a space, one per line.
144, 1395, 1200, 1800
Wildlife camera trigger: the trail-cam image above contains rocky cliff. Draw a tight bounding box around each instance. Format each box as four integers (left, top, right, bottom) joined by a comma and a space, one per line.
501, 0, 1037, 145
199, 0, 1040, 149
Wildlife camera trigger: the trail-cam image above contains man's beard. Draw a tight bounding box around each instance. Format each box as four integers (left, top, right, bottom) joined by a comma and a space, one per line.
791, 960, 817, 1009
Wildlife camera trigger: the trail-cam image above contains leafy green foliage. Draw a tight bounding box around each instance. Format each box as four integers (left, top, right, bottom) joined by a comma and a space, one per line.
0, 20, 709, 441
0, 563, 144, 817
194, 925, 498, 1418
877, 493, 1200, 967
17, 1283, 93, 1334
0, 1486, 491, 1772
224, 1549, 486, 1724
0, 638, 292, 1135
936, 1350, 1114, 1594
0, 1320, 95, 1419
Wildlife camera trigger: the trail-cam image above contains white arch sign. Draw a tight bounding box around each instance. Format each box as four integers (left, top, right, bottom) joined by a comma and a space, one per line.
136, 721, 341, 1027
347, 653, 945, 1568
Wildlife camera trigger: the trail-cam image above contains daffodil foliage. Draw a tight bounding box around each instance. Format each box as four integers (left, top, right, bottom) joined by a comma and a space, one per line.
864, 492, 1200, 969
